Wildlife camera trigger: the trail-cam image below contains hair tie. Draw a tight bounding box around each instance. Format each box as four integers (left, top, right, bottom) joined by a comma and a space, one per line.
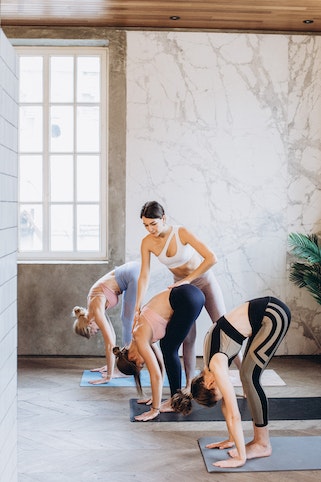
113, 346, 121, 357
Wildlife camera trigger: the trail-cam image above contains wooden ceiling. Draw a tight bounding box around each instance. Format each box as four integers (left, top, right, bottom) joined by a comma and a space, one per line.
1, 1, 321, 34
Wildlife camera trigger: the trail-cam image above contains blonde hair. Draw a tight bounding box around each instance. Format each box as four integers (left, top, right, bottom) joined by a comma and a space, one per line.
72, 306, 91, 339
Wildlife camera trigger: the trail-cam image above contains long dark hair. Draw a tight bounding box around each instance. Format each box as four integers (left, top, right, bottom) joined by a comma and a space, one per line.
140, 201, 165, 219
113, 346, 143, 397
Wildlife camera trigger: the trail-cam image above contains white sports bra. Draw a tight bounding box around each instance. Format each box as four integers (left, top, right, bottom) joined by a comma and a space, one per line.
157, 226, 194, 269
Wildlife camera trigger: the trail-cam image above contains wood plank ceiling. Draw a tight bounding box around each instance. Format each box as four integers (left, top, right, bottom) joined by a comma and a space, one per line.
1, 0, 321, 33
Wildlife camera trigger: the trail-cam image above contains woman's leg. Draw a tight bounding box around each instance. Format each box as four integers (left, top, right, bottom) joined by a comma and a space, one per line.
160, 285, 205, 397
181, 323, 196, 390
182, 271, 226, 388
115, 261, 140, 345
192, 271, 226, 323
239, 299, 291, 456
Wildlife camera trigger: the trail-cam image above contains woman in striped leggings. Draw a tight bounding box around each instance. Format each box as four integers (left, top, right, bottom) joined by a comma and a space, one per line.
171, 296, 291, 468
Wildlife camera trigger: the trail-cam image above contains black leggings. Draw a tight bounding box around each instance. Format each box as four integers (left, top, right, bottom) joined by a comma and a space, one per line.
160, 284, 205, 396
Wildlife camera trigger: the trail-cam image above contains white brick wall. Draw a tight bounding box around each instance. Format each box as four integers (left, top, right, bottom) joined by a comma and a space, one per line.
0, 28, 18, 482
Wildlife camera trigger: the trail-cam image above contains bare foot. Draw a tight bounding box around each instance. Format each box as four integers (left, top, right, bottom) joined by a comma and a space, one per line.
137, 397, 152, 405
160, 399, 174, 413
245, 440, 272, 459
229, 440, 272, 460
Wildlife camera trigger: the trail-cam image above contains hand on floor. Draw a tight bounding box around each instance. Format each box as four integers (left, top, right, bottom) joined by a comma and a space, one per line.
88, 376, 111, 385
90, 365, 107, 373
206, 438, 235, 450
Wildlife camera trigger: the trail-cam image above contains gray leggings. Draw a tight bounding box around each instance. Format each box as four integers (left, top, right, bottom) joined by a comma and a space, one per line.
115, 261, 140, 345
240, 299, 291, 426
175, 270, 226, 323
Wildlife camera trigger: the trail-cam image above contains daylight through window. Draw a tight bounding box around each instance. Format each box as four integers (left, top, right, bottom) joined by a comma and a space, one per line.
17, 47, 107, 260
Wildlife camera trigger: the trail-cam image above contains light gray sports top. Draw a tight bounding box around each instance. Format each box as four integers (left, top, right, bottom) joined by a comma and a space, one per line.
157, 225, 194, 269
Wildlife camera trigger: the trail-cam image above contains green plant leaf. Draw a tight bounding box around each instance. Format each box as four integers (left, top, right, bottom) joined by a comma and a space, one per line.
288, 232, 321, 263
288, 232, 321, 305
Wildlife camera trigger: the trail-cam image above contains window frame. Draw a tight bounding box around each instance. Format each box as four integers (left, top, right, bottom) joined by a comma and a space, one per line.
16, 46, 108, 261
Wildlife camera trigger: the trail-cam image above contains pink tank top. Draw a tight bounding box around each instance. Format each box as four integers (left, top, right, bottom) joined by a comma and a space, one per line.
87, 283, 119, 309
140, 306, 168, 343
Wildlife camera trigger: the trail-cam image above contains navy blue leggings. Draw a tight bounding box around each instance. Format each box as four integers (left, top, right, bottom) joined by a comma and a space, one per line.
160, 284, 205, 396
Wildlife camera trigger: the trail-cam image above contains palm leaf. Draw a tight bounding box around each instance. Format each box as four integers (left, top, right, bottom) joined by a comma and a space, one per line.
303, 271, 321, 305
288, 232, 321, 305
289, 262, 311, 288
288, 232, 321, 264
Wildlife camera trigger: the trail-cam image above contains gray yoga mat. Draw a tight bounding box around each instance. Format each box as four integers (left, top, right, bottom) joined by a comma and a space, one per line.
129, 397, 321, 422
198, 436, 321, 472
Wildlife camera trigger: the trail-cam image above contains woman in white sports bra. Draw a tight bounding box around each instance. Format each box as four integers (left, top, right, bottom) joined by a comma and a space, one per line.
134, 201, 241, 393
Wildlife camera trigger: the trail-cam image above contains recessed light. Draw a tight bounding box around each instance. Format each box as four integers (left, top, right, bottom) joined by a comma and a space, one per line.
170, 16, 180, 21
303, 19, 314, 24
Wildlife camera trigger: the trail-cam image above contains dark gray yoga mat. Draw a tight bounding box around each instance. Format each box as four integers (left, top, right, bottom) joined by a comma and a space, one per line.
198, 436, 321, 472
129, 397, 321, 422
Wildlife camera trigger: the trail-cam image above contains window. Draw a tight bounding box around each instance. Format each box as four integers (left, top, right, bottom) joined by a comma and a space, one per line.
17, 47, 108, 260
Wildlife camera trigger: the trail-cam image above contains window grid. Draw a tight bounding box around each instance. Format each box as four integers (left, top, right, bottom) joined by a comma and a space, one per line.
17, 47, 108, 261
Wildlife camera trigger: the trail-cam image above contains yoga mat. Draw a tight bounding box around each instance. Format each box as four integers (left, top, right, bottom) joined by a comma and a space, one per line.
198, 436, 321, 472
80, 368, 284, 387
80, 369, 196, 387
129, 397, 321, 422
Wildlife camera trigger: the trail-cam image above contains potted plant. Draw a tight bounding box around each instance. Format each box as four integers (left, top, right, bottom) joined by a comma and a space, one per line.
288, 232, 321, 305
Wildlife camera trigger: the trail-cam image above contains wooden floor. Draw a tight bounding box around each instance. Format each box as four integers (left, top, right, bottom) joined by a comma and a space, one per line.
18, 355, 321, 481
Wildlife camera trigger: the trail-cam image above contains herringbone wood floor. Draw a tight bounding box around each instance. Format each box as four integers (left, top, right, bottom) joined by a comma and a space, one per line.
18, 356, 321, 481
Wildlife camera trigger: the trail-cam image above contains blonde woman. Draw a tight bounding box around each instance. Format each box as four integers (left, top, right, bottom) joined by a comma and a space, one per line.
72, 261, 139, 384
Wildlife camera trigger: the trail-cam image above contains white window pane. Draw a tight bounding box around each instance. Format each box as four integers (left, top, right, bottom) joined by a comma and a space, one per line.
19, 205, 43, 251
19, 56, 43, 103
77, 205, 100, 251
51, 205, 73, 251
19, 106, 43, 152
77, 56, 100, 102
50, 106, 74, 152
19, 155, 42, 202
50, 57, 74, 103
77, 106, 99, 152
50, 155, 73, 202
77, 155, 99, 202
17, 47, 107, 260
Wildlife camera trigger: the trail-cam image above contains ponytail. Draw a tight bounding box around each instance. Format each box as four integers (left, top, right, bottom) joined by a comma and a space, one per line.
113, 346, 144, 397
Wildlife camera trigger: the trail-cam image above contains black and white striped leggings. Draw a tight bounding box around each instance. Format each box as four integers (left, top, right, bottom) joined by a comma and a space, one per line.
240, 297, 291, 427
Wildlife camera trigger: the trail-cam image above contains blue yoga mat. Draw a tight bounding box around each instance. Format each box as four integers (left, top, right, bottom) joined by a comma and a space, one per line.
80, 369, 199, 387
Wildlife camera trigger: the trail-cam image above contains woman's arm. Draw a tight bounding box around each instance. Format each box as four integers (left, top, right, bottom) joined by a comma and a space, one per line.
134, 238, 151, 319
134, 332, 164, 421
88, 308, 116, 385
170, 227, 216, 287
205, 398, 235, 450
210, 354, 246, 468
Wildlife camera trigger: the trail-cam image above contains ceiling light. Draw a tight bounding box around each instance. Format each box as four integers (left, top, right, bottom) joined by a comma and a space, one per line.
170, 16, 180, 20
303, 19, 314, 24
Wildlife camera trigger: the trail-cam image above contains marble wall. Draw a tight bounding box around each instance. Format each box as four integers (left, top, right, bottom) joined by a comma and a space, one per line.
126, 32, 321, 355
3, 27, 321, 357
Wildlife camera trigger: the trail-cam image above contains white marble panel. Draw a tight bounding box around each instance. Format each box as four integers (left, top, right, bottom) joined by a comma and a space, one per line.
126, 31, 321, 355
